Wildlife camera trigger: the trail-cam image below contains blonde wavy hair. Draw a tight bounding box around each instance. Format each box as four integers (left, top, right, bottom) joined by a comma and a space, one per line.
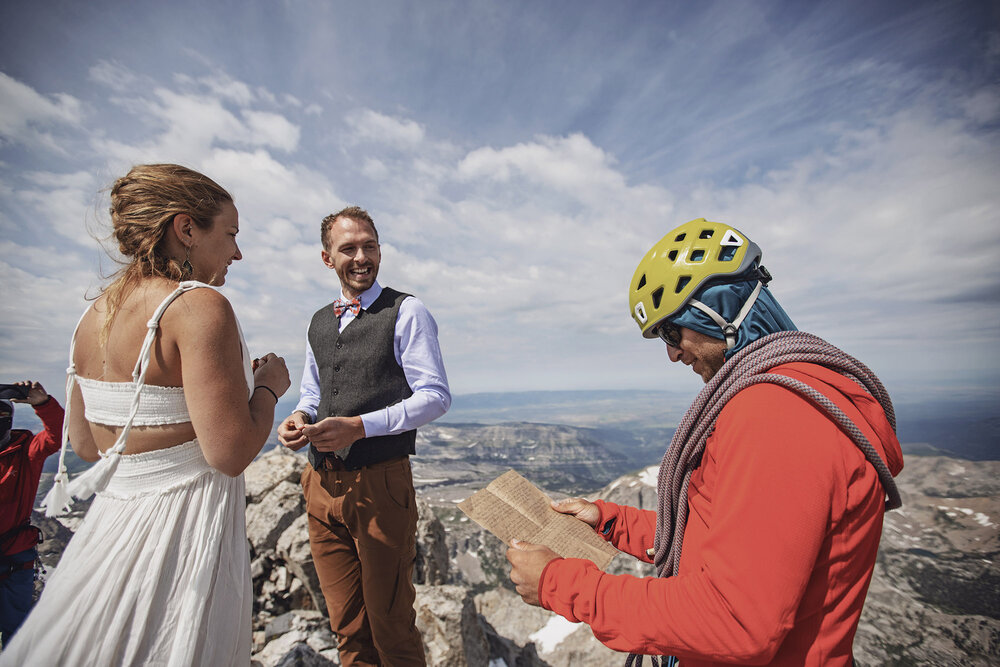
101, 164, 232, 340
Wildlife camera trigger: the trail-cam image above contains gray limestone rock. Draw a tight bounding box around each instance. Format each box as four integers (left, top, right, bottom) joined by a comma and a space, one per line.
475, 587, 620, 666
252, 630, 338, 667
247, 480, 305, 554
415, 497, 450, 585
414, 584, 489, 666
252, 610, 339, 667
245, 447, 306, 504
276, 513, 327, 616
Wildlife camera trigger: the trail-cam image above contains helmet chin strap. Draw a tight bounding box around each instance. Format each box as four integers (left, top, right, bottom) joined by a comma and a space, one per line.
688, 280, 765, 350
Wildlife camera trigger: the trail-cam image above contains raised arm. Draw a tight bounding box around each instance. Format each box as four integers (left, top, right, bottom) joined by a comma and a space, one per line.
175, 289, 289, 476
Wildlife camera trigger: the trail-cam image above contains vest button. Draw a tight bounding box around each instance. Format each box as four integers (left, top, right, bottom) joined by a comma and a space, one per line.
336, 342, 343, 349
332, 388, 339, 395
334, 365, 341, 372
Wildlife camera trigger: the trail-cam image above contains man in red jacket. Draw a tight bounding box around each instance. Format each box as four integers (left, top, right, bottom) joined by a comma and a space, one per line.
0, 381, 64, 647
507, 219, 903, 666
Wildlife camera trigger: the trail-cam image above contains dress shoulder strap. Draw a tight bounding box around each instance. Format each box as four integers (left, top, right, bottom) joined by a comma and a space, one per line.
131, 281, 218, 382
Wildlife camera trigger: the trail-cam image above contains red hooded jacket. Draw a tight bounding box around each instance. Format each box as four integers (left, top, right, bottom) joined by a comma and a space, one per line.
538, 362, 904, 666
1, 398, 64, 556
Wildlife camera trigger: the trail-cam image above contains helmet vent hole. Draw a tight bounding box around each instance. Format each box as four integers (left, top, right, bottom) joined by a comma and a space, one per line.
667, 250, 678, 261
718, 246, 737, 262
674, 232, 686, 242
675, 276, 691, 294
651, 287, 664, 309
690, 249, 705, 262
637, 274, 647, 289
699, 229, 713, 239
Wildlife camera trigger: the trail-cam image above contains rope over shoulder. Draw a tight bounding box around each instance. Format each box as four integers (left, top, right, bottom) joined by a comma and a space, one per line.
653, 330, 900, 579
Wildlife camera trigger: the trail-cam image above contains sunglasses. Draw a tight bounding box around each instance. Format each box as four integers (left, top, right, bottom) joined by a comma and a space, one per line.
653, 321, 682, 347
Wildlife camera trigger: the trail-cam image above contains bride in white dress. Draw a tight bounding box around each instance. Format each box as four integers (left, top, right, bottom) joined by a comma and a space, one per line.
0, 164, 290, 666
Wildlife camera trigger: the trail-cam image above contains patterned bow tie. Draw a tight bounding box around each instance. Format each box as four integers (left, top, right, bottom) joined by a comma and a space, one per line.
333, 297, 361, 317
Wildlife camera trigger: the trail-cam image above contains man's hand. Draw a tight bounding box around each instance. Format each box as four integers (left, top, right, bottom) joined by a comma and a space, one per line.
278, 411, 311, 451
551, 497, 600, 527
301, 416, 365, 452
11, 381, 48, 406
506, 539, 561, 607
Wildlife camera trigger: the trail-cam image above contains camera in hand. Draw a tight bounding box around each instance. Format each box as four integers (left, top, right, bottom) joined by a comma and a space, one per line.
0, 384, 30, 400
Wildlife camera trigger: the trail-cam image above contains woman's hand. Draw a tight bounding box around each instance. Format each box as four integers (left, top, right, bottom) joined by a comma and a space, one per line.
252, 353, 290, 397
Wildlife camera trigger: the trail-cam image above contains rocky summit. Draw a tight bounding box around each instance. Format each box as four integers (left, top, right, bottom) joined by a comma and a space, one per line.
29, 439, 1000, 666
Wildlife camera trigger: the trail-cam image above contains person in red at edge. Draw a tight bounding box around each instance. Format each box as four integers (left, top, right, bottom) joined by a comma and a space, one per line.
507, 219, 903, 667
0, 381, 64, 646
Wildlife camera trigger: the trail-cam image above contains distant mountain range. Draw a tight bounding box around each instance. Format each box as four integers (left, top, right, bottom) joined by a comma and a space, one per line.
35, 389, 998, 480
443, 390, 999, 461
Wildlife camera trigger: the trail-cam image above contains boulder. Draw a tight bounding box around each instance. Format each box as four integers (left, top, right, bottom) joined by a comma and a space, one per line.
247, 480, 305, 554
414, 584, 489, 666
273, 643, 336, 667
476, 587, 621, 666
246, 448, 306, 504
251, 609, 339, 667
415, 498, 449, 585
276, 513, 326, 615
252, 631, 338, 667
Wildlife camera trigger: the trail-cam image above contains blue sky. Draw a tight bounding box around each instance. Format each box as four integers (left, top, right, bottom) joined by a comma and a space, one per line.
1, 0, 998, 408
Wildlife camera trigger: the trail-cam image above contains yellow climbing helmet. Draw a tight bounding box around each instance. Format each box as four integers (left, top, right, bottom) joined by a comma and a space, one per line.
629, 218, 762, 338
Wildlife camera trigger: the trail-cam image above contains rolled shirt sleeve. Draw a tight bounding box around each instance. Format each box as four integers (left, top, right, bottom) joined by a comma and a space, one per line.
360, 295, 451, 436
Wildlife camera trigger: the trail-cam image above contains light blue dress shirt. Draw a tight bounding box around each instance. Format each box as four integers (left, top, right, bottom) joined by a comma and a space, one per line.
293, 281, 451, 437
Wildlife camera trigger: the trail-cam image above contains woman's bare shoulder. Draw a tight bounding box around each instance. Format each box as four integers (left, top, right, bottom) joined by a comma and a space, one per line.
164, 284, 237, 334
73, 294, 105, 345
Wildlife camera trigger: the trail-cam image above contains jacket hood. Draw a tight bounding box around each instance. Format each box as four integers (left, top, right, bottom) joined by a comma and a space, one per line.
777, 361, 904, 477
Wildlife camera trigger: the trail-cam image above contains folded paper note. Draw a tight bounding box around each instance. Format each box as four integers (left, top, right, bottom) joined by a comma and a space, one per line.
458, 469, 618, 571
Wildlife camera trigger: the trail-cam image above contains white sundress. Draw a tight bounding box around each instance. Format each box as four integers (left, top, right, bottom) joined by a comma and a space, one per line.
0, 281, 255, 667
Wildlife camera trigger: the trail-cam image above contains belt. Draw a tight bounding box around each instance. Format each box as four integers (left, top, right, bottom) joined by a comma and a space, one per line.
308, 445, 407, 472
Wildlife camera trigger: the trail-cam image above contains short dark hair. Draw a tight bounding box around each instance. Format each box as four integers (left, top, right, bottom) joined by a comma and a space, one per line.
321, 206, 378, 250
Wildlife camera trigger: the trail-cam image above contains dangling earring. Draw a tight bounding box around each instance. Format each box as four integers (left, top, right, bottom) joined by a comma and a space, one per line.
182, 247, 193, 276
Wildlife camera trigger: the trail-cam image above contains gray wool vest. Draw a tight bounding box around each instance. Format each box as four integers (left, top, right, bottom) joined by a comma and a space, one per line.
307, 287, 416, 469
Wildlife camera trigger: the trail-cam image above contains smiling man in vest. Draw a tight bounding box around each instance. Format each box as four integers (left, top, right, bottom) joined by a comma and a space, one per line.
507, 219, 904, 666
278, 206, 450, 666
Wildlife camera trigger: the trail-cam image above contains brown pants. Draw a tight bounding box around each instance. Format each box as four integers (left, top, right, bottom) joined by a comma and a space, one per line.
301, 456, 425, 667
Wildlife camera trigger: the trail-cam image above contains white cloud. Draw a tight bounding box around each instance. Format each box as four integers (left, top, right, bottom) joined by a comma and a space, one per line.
88, 60, 140, 93
960, 86, 1000, 125
344, 109, 425, 147
458, 133, 624, 193
1, 6, 997, 402
0, 243, 99, 390
361, 157, 389, 179
15, 170, 101, 246
0, 72, 83, 152
241, 110, 300, 152
192, 72, 254, 106
87, 87, 302, 166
